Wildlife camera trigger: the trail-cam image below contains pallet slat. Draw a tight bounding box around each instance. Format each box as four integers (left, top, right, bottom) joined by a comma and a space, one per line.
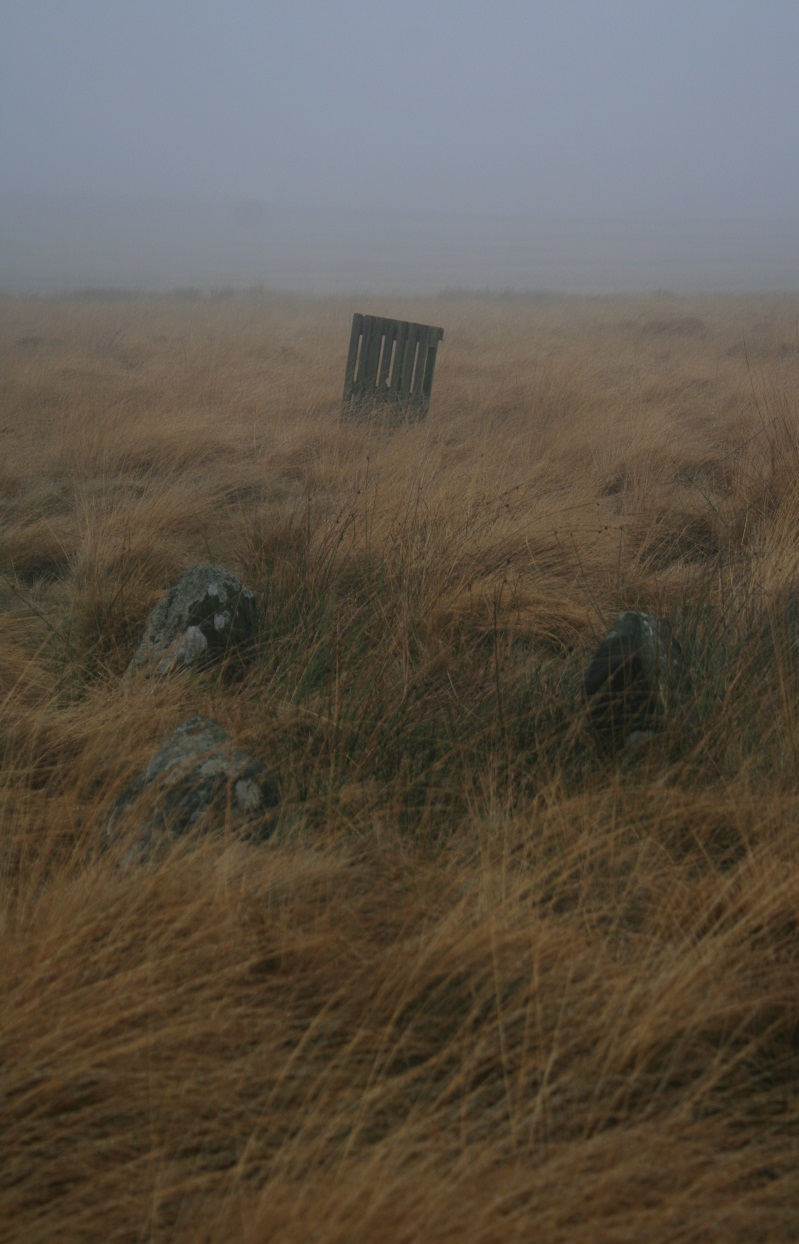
420, 328, 443, 399
377, 319, 399, 389
411, 325, 431, 402
342, 313, 363, 401
393, 320, 411, 392
399, 322, 419, 396
362, 316, 384, 390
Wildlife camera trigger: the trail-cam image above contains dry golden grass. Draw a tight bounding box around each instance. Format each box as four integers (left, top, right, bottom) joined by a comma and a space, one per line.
2, 288, 799, 1241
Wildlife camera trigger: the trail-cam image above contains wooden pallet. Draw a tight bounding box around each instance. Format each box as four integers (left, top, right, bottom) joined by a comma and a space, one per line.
342, 313, 444, 419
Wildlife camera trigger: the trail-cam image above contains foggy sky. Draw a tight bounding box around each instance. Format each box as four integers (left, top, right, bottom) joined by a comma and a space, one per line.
2, 1, 798, 292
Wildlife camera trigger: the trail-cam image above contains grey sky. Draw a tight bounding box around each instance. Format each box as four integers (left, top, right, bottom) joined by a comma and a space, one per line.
2, 1, 798, 293
3, 0, 798, 218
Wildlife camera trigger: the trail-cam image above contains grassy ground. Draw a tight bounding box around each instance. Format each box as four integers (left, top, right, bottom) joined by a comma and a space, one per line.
2, 288, 799, 1241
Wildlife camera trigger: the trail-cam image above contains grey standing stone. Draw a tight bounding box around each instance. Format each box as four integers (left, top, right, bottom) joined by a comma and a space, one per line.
107, 715, 280, 862
125, 565, 258, 678
583, 611, 687, 746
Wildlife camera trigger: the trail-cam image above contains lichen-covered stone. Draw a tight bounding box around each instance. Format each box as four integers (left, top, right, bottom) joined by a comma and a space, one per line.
125, 565, 258, 678
583, 611, 687, 746
154, 625, 209, 677
106, 715, 279, 862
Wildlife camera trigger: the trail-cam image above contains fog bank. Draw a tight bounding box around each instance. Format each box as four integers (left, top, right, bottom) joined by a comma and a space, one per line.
2, 195, 798, 296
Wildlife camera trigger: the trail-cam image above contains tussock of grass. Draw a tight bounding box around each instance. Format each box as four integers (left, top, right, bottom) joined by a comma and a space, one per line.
2, 291, 799, 1241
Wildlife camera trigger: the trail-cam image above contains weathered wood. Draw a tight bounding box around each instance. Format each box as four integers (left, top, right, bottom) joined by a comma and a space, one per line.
393, 320, 412, 395
342, 313, 444, 419
412, 325, 431, 405
420, 328, 442, 398
377, 319, 399, 389
398, 322, 418, 395
361, 316, 383, 394
342, 313, 362, 397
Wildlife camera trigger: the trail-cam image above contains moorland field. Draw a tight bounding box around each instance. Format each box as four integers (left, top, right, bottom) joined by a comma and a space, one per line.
2, 289, 799, 1241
